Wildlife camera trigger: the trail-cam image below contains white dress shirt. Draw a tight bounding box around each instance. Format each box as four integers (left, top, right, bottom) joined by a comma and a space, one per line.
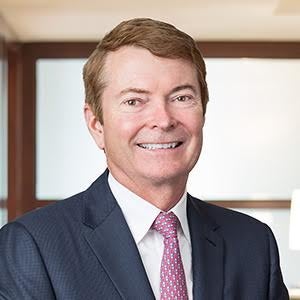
108, 173, 193, 299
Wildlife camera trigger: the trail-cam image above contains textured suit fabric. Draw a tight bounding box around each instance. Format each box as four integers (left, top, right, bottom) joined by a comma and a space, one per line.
0, 170, 289, 299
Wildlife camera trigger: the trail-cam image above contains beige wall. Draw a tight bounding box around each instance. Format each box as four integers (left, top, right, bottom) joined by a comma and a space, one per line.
0, 14, 16, 41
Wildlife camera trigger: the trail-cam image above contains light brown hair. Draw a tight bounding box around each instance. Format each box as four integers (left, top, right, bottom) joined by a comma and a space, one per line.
83, 18, 209, 123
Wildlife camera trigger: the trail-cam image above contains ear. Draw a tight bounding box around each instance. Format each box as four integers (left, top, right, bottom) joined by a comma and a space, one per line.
84, 104, 105, 150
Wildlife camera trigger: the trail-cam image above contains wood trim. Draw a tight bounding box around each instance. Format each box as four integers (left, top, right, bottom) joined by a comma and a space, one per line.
0, 35, 8, 218
21, 45, 36, 215
207, 200, 291, 209
198, 42, 300, 58
34, 199, 291, 209
20, 41, 300, 59
22, 42, 97, 58
8, 43, 25, 220
8, 43, 37, 220
0, 199, 6, 209
7, 44, 21, 220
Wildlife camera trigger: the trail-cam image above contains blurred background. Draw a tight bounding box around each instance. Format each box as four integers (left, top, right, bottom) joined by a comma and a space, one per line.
0, 0, 300, 297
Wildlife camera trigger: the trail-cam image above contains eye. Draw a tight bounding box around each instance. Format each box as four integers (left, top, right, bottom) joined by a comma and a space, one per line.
175, 95, 191, 102
171, 94, 200, 108
125, 99, 139, 106
173, 95, 195, 103
120, 97, 147, 112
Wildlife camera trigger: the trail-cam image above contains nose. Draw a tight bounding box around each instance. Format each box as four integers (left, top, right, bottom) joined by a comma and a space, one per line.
147, 100, 177, 131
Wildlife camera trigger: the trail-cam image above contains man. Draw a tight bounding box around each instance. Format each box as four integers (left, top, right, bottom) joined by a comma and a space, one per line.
0, 18, 288, 299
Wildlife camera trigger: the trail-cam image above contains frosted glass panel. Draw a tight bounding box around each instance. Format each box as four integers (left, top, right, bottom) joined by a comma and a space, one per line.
188, 58, 300, 200
36, 58, 300, 200
36, 59, 107, 199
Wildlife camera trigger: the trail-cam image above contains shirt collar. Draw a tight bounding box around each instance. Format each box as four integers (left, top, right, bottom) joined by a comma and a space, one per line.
171, 191, 191, 246
108, 173, 191, 245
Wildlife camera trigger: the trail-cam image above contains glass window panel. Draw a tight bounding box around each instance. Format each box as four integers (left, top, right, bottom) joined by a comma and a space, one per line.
36, 59, 107, 200
188, 58, 300, 200
36, 58, 300, 200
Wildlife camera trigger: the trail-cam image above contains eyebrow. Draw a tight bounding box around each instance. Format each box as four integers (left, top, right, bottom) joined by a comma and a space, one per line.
119, 84, 198, 97
168, 84, 197, 96
119, 87, 151, 96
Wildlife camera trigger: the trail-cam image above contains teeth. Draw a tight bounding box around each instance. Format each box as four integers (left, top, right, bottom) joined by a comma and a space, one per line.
138, 142, 179, 150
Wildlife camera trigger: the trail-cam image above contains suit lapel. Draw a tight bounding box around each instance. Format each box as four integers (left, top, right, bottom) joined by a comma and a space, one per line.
83, 171, 155, 300
187, 195, 224, 300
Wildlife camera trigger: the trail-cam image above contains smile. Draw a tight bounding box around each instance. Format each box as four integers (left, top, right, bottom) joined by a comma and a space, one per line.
137, 142, 182, 150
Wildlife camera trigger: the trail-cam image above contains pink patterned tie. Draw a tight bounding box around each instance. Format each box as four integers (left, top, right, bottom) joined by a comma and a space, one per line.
152, 212, 188, 300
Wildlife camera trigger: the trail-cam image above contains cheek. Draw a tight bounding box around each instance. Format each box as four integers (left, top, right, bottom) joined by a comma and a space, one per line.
106, 114, 142, 143
183, 111, 204, 136
120, 118, 139, 134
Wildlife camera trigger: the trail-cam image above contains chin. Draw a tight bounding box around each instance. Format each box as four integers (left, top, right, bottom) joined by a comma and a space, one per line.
139, 167, 189, 185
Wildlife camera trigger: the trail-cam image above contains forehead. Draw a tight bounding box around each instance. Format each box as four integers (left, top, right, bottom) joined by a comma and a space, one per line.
102, 46, 199, 92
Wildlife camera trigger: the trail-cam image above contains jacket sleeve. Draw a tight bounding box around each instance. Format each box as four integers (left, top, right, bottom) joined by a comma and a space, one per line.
0, 222, 55, 300
266, 225, 289, 300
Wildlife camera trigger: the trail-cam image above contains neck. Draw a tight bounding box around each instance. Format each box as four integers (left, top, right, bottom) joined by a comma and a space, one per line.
109, 170, 187, 211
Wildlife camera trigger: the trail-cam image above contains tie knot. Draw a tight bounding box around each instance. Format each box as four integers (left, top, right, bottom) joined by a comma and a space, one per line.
152, 212, 179, 239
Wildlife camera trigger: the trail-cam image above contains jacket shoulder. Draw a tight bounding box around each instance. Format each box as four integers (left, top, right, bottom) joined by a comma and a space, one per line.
188, 195, 271, 237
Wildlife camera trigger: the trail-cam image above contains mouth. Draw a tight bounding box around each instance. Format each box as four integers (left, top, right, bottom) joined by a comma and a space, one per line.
137, 142, 183, 150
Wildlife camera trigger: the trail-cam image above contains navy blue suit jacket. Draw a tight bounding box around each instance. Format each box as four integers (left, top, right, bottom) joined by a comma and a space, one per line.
0, 171, 289, 299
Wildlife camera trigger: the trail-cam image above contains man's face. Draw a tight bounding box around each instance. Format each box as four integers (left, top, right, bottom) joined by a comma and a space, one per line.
87, 46, 204, 188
